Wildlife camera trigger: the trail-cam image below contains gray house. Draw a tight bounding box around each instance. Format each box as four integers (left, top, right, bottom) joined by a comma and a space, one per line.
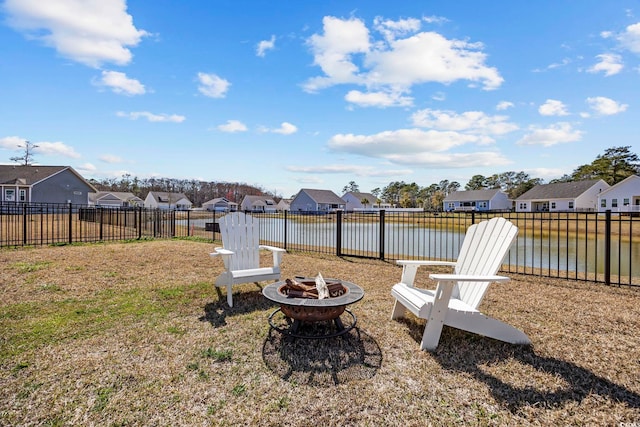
443, 189, 511, 212
0, 165, 96, 204
515, 179, 610, 212
289, 189, 346, 213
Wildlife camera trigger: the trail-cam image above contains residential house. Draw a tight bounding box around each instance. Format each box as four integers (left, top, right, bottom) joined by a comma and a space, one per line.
597, 175, 640, 213
0, 165, 96, 204
202, 197, 238, 212
515, 179, 610, 212
289, 189, 346, 213
276, 199, 291, 212
89, 191, 143, 208
342, 191, 378, 212
443, 189, 511, 212
144, 191, 192, 210
240, 195, 277, 213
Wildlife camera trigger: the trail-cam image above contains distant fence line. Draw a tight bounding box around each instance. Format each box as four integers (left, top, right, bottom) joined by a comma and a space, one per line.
0, 202, 637, 287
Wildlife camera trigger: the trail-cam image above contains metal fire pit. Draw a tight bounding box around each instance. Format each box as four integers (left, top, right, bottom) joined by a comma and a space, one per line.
262, 278, 364, 339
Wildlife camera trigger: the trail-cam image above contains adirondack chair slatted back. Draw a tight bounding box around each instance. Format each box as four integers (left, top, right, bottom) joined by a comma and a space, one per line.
453, 217, 518, 309
219, 212, 260, 271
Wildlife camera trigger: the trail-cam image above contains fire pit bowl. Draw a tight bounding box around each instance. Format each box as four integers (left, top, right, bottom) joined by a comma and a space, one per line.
262, 278, 364, 338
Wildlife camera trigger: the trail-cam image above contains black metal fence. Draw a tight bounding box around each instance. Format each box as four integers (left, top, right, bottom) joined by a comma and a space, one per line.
1, 203, 638, 287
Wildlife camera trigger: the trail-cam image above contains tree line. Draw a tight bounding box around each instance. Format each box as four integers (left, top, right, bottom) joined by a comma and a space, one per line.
84, 145, 638, 210
346, 146, 639, 209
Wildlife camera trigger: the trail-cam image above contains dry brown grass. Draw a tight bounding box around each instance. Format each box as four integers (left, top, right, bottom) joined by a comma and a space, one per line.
1, 239, 639, 426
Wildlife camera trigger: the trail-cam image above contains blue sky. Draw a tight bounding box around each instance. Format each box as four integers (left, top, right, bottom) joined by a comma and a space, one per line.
1, 1, 638, 199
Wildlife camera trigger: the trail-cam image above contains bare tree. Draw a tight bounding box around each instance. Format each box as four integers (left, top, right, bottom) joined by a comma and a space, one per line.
10, 140, 38, 165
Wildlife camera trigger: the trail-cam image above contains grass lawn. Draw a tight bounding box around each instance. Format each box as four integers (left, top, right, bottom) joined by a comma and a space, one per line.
1, 239, 639, 426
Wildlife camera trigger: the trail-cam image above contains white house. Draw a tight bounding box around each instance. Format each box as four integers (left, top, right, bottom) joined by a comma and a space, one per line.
289, 189, 346, 213
144, 191, 192, 210
276, 199, 291, 212
515, 180, 610, 212
597, 175, 640, 213
89, 191, 143, 208
443, 189, 511, 212
202, 197, 238, 212
240, 195, 277, 213
342, 192, 378, 211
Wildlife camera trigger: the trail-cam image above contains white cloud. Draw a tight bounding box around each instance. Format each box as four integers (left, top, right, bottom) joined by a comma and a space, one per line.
35, 141, 81, 158
217, 120, 248, 133
496, 101, 514, 111
0, 136, 27, 150
197, 72, 230, 98
616, 22, 640, 53
516, 122, 583, 147
256, 35, 276, 57
272, 122, 298, 135
99, 154, 123, 163
538, 99, 569, 116
345, 90, 413, 108
586, 96, 628, 115
588, 53, 623, 76
328, 128, 480, 161
116, 111, 185, 123
96, 70, 145, 95
373, 16, 421, 42
303, 15, 503, 106
0, 136, 79, 158
411, 109, 518, 136
286, 164, 412, 177
3, 0, 148, 67
77, 163, 97, 173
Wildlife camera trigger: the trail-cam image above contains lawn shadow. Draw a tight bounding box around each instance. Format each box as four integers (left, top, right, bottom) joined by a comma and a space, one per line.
262, 326, 383, 387
199, 287, 276, 328
400, 318, 640, 412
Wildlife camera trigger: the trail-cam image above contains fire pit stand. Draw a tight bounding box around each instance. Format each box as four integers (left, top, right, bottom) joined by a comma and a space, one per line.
262, 278, 364, 339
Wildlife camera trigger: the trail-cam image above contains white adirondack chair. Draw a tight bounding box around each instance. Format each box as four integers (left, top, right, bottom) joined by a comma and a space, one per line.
210, 212, 285, 307
391, 217, 531, 351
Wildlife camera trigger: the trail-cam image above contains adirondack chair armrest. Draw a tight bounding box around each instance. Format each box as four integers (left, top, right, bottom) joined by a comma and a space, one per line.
429, 273, 510, 283
210, 248, 234, 270
259, 245, 286, 268
396, 260, 457, 288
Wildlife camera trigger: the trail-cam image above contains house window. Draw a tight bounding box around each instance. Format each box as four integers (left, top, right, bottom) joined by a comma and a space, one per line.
478, 201, 487, 208
447, 202, 454, 210
551, 202, 556, 209
601, 199, 607, 208
612, 199, 618, 208
4, 189, 15, 201
624, 198, 630, 206
568, 201, 574, 209
19, 189, 26, 202
519, 202, 527, 210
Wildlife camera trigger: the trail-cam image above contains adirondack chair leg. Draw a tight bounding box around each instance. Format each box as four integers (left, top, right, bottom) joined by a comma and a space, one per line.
420, 281, 455, 351
391, 299, 407, 320
226, 282, 233, 308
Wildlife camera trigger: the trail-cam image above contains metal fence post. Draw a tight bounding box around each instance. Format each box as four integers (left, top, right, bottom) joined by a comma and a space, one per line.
283, 210, 288, 251
379, 210, 385, 260
99, 207, 104, 241
605, 209, 611, 286
336, 210, 342, 257
22, 203, 27, 246
68, 202, 73, 244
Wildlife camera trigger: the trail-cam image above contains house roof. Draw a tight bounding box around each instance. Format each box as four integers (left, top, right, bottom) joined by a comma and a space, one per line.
0, 165, 96, 191
242, 195, 276, 206
298, 188, 345, 205
147, 191, 191, 204
90, 192, 142, 203
444, 189, 503, 202
598, 174, 640, 196
343, 192, 377, 203
203, 197, 237, 206
516, 180, 604, 200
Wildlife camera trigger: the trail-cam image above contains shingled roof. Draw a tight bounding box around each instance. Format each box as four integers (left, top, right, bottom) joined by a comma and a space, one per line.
516, 180, 603, 200
0, 165, 96, 189
299, 189, 345, 204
